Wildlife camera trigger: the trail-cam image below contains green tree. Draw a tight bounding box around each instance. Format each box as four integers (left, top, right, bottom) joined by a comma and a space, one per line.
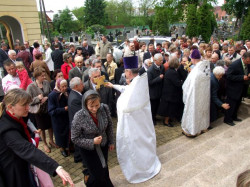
139, 0, 156, 17
152, 6, 170, 35
84, 0, 109, 27
210, 12, 217, 36
186, 4, 198, 38
130, 17, 146, 26
72, 7, 85, 30
162, 0, 185, 24
197, 1, 213, 42
222, 0, 250, 26
52, 8, 80, 34
241, 8, 250, 40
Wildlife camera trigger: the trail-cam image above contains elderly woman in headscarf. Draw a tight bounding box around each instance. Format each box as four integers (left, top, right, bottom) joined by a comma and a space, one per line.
71, 90, 114, 187
48, 79, 71, 157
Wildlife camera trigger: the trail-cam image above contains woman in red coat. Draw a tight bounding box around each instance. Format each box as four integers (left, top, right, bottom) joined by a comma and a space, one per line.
61, 53, 75, 80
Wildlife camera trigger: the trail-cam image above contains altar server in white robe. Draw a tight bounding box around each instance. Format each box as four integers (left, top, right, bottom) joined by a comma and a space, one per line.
182, 49, 211, 137
106, 56, 161, 183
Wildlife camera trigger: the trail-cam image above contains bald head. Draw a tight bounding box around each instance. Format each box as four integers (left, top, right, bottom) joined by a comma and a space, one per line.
211, 53, 219, 63
82, 41, 88, 47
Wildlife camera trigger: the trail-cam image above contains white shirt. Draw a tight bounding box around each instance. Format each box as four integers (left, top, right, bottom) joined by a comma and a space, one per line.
45, 48, 54, 71
73, 89, 82, 96
91, 81, 96, 91
2, 73, 21, 93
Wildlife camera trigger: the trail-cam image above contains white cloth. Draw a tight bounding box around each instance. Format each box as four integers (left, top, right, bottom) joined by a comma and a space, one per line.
2, 74, 21, 93
115, 73, 161, 183
181, 60, 211, 136
44, 47, 54, 71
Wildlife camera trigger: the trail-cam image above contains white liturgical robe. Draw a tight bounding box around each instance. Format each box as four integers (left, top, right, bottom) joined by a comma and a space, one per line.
181, 60, 211, 136
114, 73, 161, 183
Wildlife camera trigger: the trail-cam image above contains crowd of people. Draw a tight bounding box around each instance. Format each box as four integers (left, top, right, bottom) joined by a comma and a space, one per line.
0, 34, 250, 186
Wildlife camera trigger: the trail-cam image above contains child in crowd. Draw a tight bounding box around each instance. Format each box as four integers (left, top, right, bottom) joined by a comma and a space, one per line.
16, 61, 33, 90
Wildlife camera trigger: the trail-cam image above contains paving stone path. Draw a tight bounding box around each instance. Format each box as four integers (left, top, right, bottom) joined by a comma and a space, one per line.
40, 100, 250, 187
40, 116, 182, 186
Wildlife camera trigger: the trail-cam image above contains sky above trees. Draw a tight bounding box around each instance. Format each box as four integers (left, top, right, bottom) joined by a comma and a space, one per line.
36, 0, 225, 14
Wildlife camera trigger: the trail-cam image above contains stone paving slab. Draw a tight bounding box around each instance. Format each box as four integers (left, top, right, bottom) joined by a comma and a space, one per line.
108, 115, 250, 187
39, 116, 182, 187
41, 100, 250, 187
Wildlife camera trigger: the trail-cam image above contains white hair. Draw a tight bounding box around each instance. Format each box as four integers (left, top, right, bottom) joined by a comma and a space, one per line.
74, 56, 83, 63
213, 66, 225, 76
88, 68, 100, 77
154, 53, 163, 61
144, 59, 151, 66
69, 77, 81, 89
8, 50, 16, 55
92, 59, 101, 67
60, 79, 67, 86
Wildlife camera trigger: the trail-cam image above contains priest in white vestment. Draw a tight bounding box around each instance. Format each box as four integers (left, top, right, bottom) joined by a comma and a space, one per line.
107, 56, 161, 183
182, 49, 211, 137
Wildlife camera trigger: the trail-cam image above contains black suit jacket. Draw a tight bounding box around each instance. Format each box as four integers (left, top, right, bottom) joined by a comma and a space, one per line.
210, 73, 223, 122
143, 51, 152, 63
139, 67, 146, 76
68, 66, 87, 81
82, 45, 95, 56
211, 73, 223, 107
51, 49, 64, 70
0, 49, 8, 67
147, 63, 165, 99
177, 64, 188, 81
68, 90, 82, 125
114, 66, 124, 84
226, 58, 245, 100
161, 68, 183, 103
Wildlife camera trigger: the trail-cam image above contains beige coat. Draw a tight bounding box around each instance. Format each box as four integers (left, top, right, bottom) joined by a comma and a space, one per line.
26, 80, 51, 105
99, 41, 113, 59
104, 61, 117, 81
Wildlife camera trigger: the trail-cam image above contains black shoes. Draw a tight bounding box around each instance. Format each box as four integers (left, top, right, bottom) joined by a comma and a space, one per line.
233, 118, 242, 122
225, 122, 236, 126
61, 150, 68, 157
163, 121, 174, 127
208, 126, 213, 130
74, 158, 82, 163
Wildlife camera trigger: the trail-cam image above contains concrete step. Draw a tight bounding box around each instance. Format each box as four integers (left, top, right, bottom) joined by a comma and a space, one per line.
108, 116, 250, 187
75, 102, 250, 187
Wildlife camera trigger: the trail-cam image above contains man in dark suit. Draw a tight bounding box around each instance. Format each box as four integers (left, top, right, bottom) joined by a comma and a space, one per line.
82, 41, 95, 56
84, 59, 109, 81
51, 44, 64, 70
84, 68, 113, 111
210, 66, 230, 123
147, 53, 165, 125
68, 56, 87, 81
143, 44, 155, 62
0, 43, 9, 68
224, 52, 250, 126
114, 60, 124, 84
4, 50, 22, 65
68, 77, 84, 163
52, 37, 63, 51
